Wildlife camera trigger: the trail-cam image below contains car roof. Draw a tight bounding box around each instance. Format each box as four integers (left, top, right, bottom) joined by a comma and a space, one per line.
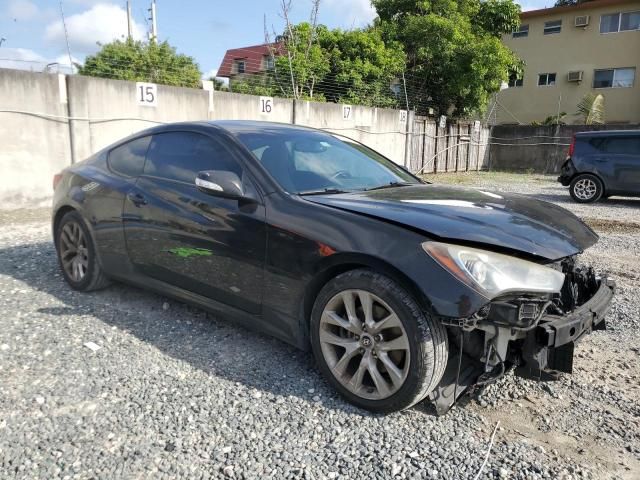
130, 120, 328, 138
207, 120, 325, 135
575, 129, 640, 138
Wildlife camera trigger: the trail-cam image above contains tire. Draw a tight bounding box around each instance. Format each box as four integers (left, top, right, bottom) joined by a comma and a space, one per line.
570, 174, 603, 203
55, 210, 110, 291
310, 269, 448, 413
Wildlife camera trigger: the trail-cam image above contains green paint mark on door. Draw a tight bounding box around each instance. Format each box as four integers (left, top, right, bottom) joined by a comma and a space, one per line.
167, 247, 213, 258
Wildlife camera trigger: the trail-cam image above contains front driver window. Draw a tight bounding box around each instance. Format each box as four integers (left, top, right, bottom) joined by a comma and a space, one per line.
144, 132, 242, 183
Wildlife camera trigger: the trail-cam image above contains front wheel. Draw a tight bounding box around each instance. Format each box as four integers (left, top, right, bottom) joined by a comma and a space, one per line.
310, 269, 448, 413
570, 174, 603, 203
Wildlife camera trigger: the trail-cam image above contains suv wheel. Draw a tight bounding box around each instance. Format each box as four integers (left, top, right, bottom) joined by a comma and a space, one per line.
310, 269, 448, 413
570, 174, 603, 203
55, 210, 110, 291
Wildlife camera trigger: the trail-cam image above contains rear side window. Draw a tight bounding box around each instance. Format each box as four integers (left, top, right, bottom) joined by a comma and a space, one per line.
144, 132, 242, 183
589, 136, 640, 154
108, 136, 151, 177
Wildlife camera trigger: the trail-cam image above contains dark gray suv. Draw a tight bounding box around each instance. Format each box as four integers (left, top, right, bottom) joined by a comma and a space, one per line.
558, 130, 640, 203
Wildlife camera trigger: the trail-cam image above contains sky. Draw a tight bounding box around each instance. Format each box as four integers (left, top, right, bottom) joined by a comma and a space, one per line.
0, 0, 552, 77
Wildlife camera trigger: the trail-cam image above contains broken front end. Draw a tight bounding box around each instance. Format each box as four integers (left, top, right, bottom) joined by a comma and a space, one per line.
429, 255, 615, 415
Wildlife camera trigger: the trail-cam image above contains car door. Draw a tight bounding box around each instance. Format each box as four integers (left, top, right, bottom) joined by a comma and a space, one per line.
122, 130, 266, 314
91, 135, 152, 272
604, 136, 640, 194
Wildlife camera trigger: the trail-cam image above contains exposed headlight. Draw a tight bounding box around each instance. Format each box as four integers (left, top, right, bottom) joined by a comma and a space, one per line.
422, 241, 565, 299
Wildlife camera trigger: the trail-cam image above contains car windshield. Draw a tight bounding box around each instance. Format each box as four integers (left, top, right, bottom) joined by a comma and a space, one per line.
233, 129, 420, 194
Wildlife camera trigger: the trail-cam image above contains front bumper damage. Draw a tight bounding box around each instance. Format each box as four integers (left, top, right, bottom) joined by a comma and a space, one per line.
517, 278, 614, 379
429, 265, 615, 415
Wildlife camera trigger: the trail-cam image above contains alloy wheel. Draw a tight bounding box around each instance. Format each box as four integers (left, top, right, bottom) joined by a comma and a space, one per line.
59, 221, 89, 282
573, 178, 597, 200
319, 289, 410, 400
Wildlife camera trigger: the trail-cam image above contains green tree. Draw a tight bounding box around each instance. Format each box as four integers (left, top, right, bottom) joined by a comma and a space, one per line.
318, 27, 406, 108
372, 0, 522, 116
233, 24, 405, 107
79, 39, 202, 88
477, 0, 522, 34
208, 77, 229, 91
232, 0, 404, 106
230, 74, 280, 96
274, 22, 331, 100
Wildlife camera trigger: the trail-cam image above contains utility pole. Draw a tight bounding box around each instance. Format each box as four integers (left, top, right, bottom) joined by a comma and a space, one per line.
126, 1, 133, 40
59, 1, 74, 72
148, 0, 157, 43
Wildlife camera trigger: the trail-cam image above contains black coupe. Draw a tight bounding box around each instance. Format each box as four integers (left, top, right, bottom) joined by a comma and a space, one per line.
52, 121, 614, 413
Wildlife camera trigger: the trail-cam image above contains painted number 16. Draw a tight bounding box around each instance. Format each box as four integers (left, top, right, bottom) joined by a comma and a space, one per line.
260, 97, 273, 114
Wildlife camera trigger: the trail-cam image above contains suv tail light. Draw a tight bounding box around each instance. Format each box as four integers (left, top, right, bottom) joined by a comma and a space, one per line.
568, 135, 576, 157
53, 173, 63, 191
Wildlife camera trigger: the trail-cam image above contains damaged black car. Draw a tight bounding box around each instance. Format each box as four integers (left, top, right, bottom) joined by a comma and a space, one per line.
52, 121, 615, 414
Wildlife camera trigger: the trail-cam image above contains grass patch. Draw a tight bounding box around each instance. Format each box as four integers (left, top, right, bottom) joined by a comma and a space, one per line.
582, 217, 640, 234
421, 171, 554, 185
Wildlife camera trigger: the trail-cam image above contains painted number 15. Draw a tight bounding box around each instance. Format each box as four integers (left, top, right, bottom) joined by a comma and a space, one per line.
139, 86, 154, 103
136, 82, 158, 107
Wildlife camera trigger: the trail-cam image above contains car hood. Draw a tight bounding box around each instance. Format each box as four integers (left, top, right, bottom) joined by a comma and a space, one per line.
303, 184, 598, 261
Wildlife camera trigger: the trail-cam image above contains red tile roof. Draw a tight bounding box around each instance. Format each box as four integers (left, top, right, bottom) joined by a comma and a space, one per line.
217, 42, 283, 77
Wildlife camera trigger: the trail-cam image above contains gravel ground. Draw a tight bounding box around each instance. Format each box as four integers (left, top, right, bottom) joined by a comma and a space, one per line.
1, 175, 639, 479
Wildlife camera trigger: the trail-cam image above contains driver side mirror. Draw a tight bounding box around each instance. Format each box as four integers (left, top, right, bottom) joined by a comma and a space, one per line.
195, 170, 245, 200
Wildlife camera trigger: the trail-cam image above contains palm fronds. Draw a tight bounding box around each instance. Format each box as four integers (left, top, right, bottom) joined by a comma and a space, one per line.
576, 93, 605, 125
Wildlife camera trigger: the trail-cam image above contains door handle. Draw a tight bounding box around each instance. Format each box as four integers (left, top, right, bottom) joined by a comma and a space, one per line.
127, 192, 147, 207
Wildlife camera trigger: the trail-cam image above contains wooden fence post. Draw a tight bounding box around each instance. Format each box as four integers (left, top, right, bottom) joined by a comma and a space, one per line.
444, 123, 450, 173
433, 123, 440, 174
465, 124, 472, 171
456, 123, 460, 173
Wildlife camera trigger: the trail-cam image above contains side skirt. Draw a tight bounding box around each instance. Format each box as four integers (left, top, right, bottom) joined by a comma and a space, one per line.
107, 272, 300, 348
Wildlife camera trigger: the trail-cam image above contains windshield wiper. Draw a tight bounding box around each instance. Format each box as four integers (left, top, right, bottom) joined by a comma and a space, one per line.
298, 187, 351, 196
365, 181, 415, 192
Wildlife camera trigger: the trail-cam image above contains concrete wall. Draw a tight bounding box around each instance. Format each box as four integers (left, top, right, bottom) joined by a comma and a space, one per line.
0, 69, 487, 207
489, 123, 640, 173
294, 100, 409, 164
499, 0, 640, 125
211, 91, 294, 124
0, 69, 72, 207
68, 76, 210, 161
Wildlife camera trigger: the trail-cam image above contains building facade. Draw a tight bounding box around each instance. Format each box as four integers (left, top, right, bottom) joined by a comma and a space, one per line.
497, 0, 640, 124
217, 43, 281, 86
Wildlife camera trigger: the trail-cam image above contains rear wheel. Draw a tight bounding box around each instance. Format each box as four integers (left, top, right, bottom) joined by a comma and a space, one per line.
570, 174, 603, 203
310, 269, 448, 413
55, 210, 110, 291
